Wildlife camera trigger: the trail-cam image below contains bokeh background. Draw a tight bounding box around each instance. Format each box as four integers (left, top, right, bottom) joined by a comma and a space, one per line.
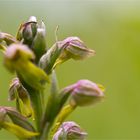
0, 0, 140, 139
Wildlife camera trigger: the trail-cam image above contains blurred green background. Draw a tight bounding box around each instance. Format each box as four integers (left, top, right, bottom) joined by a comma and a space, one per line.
0, 0, 140, 139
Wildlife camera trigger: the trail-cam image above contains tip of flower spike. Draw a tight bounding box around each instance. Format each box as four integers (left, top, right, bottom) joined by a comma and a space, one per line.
28, 16, 37, 22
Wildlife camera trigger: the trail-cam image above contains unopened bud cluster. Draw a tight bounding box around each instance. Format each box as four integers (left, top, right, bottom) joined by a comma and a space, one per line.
0, 16, 105, 140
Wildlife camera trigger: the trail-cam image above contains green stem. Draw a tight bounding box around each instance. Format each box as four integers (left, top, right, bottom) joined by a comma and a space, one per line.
40, 122, 52, 140
17, 73, 43, 132
39, 94, 57, 140
29, 90, 43, 132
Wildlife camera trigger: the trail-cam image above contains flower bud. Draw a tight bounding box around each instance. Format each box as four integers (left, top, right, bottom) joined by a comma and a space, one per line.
52, 121, 87, 140
54, 37, 95, 66
9, 78, 33, 117
63, 79, 105, 107
17, 16, 47, 63
17, 16, 37, 46
22, 22, 37, 46
39, 37, 95, 74
0, 107, 35, 132
32, 21, 47, 62
9, 78, 20, 100
0, 106, 38, 139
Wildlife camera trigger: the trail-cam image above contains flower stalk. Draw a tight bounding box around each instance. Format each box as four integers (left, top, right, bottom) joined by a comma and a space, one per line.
51, 104, 77, 137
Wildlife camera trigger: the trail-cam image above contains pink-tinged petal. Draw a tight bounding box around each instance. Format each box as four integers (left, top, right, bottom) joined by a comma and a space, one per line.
53, 121, 87, 140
